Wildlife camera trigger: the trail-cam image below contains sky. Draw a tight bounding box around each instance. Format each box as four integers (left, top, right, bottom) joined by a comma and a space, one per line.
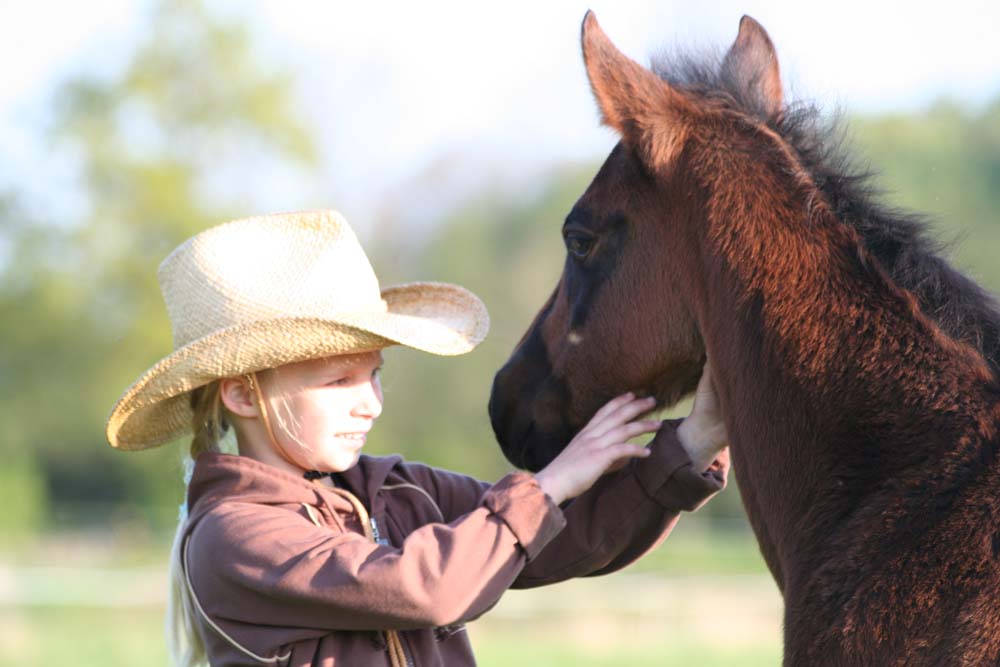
1, 0, 998, 229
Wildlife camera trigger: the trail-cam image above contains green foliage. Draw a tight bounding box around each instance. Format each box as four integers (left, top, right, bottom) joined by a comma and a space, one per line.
852, 99, 1000, 290
0, 606, 166, 667
0, 451, 47, 542
472, 636, 780, 667
0, 0, 316, 531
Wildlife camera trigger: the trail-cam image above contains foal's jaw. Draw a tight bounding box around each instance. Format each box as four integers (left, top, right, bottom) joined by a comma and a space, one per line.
651, 358, 705, 409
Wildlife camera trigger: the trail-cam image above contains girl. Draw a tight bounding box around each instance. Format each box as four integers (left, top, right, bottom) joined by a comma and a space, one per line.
106, 210, 728, 667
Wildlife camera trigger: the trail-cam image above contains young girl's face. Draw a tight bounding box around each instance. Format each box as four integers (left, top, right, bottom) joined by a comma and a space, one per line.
263, 350, 384, 473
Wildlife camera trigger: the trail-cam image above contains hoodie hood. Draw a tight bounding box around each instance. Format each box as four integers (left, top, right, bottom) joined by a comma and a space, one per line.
186, 452, 403, 526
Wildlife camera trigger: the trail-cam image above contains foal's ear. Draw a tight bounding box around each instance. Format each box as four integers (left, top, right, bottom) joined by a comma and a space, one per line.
720, 15, 783, 120
581, 11, 691, 166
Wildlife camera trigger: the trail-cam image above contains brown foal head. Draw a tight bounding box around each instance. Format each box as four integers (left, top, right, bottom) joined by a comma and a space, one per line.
489, 13, 785, 470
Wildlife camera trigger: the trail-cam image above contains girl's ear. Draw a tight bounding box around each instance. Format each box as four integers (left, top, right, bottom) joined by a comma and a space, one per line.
220, 376, 257, 418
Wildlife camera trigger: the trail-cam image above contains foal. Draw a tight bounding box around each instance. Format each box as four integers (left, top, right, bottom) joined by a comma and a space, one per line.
490, 14, 1000, 665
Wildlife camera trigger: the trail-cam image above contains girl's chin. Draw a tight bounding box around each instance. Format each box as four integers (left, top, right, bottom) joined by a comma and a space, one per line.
299, 441, 365, 473
327, 449, 362, 472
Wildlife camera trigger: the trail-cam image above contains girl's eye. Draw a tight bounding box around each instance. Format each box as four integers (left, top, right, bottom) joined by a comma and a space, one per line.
327, 366, 381, 387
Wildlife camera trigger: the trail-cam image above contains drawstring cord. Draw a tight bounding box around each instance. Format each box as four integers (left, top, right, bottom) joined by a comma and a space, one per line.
247, 373, 407, 667
305, 476, 407, 667
320, 484, 407, 667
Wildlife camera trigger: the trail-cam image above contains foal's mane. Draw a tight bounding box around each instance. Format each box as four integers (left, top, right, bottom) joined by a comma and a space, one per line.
651, 51, 1000, 378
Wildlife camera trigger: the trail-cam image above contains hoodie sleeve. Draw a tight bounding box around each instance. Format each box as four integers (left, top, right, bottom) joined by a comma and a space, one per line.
513, 420, 729, 587
403, 420, 728, 588
184, 472, 566, 634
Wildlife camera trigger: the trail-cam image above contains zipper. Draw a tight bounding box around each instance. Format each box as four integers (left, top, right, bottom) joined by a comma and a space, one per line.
400, 631, 414, 667
370, 515, 411, 666
316, 484, 406, 663
370, 516, 390, 546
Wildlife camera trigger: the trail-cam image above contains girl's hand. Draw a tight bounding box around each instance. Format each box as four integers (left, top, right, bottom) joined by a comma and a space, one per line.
534, 393, 661, 505
677, 358, 729, 472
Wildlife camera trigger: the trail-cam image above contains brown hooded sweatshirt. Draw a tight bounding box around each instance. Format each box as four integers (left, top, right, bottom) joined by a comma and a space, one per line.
181, 420, 728, 666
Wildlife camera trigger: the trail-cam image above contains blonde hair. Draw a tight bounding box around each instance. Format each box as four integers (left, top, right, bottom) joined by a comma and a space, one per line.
166, 380, 230, 667
164, 362, 354, 665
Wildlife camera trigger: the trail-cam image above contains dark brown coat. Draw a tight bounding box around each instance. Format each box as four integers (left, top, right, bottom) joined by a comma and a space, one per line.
181, 421, 727, 666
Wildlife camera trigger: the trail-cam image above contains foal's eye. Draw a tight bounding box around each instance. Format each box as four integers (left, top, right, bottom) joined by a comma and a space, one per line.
565, 234, 594, 259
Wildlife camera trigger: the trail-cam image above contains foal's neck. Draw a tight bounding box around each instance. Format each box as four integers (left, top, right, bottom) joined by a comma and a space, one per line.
696, 164, 998, 589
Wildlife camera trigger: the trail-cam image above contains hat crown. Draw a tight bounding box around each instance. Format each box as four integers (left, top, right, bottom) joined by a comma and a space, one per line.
159, 210, 384, 348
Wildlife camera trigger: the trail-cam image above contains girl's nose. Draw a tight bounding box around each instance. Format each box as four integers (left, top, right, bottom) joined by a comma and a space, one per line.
354, 378, 383, 420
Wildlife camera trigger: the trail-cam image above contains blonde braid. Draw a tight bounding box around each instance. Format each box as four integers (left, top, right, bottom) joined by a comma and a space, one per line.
165, 380, 229, 667
189, 381, 228, 457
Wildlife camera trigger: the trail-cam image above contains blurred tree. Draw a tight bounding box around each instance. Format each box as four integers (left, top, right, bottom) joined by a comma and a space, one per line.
853, 99, 1000, 290
0, 0, 317, 533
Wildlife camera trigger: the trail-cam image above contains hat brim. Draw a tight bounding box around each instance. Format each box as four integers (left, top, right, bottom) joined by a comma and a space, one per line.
106, 281, 488, 451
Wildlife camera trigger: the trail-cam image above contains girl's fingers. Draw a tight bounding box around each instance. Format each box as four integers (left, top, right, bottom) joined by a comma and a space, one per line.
611, 396, 658, 425
590, 396, 657, 438
587, 392, 635, 425
597, 419, 662, 445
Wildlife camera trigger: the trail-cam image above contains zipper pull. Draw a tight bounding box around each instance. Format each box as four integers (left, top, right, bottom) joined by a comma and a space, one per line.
370, 517, 390, 546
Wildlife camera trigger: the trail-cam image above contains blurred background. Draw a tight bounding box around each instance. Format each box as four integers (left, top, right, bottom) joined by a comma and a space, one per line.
1, 1, 998, 665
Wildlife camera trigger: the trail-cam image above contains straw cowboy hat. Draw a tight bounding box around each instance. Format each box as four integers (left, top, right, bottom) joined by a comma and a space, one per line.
106, 209, 489, 451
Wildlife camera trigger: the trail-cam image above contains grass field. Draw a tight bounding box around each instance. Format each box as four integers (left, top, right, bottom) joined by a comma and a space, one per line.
0, 521, 782, 666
